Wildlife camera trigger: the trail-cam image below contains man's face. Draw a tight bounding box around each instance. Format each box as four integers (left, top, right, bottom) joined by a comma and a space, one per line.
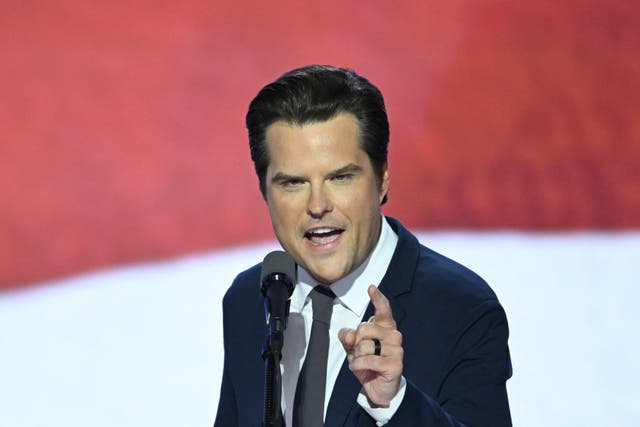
264, 113, 389, 285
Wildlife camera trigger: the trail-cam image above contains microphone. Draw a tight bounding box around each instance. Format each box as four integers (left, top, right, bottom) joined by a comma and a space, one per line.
260, 250, 295, 427
260, 250, 296, 348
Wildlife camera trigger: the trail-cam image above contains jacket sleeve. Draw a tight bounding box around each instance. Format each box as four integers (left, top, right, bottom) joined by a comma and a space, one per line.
213, 351, 238, 426
359, 300, 513, 427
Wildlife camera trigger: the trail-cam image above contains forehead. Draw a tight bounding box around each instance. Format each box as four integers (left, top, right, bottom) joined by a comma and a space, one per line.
264, 113, 367, 169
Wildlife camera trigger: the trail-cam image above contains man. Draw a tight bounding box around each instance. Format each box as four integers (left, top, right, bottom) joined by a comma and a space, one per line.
214, 65, 512, 426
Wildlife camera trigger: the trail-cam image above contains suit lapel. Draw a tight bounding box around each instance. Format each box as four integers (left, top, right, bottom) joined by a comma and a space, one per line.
324, 217, 418, 425
241, 286, 270, 423
324, 357, 362, 426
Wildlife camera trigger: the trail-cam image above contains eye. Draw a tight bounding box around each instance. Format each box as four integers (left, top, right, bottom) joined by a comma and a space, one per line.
282, 178, 305, 187
332, 173, 353, 182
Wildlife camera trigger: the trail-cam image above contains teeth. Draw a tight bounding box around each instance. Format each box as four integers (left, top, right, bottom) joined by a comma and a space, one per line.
309, 227, 336, 235
305, 227, 342, 246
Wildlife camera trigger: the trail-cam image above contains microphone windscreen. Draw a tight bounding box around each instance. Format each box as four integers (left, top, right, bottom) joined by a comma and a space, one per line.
260, 250, 296, 284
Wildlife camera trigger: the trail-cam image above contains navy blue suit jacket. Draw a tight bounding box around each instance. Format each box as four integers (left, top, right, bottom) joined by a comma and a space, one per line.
214, 217, 512, 426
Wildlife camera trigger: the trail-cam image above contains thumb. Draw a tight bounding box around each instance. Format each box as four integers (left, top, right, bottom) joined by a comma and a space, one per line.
338, 327, 356, 352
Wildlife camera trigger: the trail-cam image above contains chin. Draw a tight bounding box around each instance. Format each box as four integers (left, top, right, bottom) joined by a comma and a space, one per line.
300, 253, 351, 284
311, 268, 348, 285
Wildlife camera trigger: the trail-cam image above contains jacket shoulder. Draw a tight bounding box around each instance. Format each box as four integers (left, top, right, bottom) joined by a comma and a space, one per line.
222, 262, 262, 307
415, 244, 497, 303
387, 216, 498, 306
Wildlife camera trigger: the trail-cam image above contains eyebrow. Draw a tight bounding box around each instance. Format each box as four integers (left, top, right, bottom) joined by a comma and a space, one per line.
329, 163, 363, 177
270, 163, 363, 184
271, 172, 302, 185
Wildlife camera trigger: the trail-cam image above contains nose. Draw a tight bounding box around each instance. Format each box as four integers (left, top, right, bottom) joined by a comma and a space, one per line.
307, 183, 333, 218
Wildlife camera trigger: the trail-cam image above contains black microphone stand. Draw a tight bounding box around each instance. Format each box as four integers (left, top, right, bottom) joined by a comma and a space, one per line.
261, 272, 293, 427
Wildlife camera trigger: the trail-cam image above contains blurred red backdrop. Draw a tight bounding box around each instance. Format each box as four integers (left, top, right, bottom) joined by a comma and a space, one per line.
1, 0, 638, 289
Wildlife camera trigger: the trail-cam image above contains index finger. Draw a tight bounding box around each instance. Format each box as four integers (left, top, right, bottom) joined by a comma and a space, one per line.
368, 285, 396, 329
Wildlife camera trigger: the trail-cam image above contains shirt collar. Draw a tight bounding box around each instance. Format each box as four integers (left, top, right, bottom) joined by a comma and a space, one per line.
291, 216, 398, 318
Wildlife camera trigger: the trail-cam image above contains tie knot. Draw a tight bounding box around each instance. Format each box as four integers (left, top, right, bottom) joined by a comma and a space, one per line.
310, 285, 335, 325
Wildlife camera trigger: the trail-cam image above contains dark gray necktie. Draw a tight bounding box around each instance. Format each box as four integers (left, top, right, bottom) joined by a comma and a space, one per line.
292, 285, 336, 427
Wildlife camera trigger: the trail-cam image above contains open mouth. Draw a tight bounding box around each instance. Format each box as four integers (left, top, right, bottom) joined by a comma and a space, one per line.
304, 227, 344, 245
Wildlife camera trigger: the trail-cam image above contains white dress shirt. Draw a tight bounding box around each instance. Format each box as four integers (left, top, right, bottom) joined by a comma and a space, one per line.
280, 217, 406, 426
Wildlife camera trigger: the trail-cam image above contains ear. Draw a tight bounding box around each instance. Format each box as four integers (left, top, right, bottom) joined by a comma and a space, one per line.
379, 164, 389, 203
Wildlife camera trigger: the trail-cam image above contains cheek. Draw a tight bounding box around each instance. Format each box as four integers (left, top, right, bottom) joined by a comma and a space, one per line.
340, 190, 374, 216
268, 197, 301, 231
345, 191, 382, 234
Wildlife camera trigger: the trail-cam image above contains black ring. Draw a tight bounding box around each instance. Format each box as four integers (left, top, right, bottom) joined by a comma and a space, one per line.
372, 338, 381, 356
